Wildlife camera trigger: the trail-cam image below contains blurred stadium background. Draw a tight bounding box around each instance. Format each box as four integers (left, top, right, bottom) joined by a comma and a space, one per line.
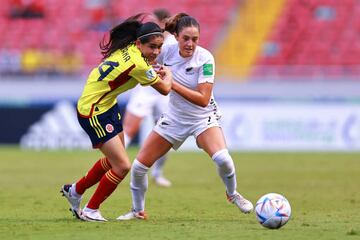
1, 0, 360, 151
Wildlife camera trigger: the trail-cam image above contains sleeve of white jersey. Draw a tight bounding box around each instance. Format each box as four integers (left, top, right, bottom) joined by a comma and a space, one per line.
198, 51, 215, 84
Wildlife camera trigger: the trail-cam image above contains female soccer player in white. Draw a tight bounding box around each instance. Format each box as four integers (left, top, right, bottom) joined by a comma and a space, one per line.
117, 13, 253, 220
123, 9, 177, 187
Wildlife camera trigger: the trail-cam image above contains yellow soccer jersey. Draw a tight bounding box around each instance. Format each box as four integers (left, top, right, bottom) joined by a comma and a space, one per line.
77, 44, 160, 117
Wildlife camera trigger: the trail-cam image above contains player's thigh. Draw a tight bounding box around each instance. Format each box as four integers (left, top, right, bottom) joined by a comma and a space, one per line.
196, 126, 227, 157
118, 131, 125, 146
137, 131, 172, 167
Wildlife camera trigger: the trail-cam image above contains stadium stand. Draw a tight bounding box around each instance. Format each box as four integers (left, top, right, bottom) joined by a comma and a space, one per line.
2, 0, 359, 79
253, 0, 360, 78
214, 0, 285, 79
0, 0, 238, 75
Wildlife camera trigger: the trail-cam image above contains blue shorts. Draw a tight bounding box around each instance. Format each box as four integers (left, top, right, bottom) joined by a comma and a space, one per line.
78, 104, 123, 148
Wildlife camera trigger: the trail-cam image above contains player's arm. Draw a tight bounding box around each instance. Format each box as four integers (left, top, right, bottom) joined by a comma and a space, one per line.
151, 66, 172, 95
172, 55, 215, 107
171, 81, 213, 107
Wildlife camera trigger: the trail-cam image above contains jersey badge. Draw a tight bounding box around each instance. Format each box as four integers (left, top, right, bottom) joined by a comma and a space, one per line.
105, 124, 114, 133
203, 64, 213, 76
145, 69, 156, 80
185, 67, 194, 75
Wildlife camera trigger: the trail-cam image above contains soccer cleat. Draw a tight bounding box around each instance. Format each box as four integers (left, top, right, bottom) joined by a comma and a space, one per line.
60, 184, 83, 219
153, 175, 172, 187
227, 192, 254, 214
116, 209, 148, 221
81, 207, 107, 222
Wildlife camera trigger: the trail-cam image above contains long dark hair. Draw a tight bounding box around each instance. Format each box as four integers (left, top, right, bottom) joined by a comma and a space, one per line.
100, 13, 163, 60
165, 13, 200, 35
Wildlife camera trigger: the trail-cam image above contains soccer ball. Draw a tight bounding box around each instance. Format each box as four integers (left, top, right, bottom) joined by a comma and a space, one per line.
255, 193, 291, 229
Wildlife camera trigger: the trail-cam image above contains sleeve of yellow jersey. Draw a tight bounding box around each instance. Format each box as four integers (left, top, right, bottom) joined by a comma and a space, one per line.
129, 60, 160, 86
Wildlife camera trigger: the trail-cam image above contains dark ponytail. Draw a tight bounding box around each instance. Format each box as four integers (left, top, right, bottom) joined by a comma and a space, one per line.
100, 14, 143, 59
165, 13, 200, 35
100, 13, 163, 60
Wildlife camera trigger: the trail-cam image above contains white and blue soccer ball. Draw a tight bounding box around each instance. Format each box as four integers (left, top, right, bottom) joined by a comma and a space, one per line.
255, 193, 291, 229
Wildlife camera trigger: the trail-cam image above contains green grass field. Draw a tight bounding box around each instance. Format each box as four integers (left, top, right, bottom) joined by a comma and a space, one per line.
0, 146, 359, 240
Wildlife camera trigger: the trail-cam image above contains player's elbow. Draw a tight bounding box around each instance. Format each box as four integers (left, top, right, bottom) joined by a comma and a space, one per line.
199, 102, 208, 108
198, 98, 209, 108
199, 96, 211, 107
158, 86, 171, 95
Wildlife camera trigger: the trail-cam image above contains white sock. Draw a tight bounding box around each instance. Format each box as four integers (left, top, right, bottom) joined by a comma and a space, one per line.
124, 133, 132, 148
71, 183, 82, 198
212, 149, 237, 196
151, 155, 167, 178
130, 159, 149, 212
83, 207, 95, 212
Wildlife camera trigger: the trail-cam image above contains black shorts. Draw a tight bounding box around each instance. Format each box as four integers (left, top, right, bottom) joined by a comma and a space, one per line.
78, 104, 123, 148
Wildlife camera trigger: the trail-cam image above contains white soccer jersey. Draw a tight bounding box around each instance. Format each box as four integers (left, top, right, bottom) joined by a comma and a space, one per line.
157, 43, 219, 121
125, 34, 177, 120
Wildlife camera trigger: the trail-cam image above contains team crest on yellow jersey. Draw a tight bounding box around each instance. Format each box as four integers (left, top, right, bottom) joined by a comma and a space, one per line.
146, 69, 156, 79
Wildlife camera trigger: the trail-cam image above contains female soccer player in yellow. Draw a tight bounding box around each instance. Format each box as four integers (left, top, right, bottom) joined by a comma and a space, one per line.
60, 14, 172, 222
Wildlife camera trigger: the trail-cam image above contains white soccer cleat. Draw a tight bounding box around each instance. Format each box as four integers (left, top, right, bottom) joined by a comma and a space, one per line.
116, 209, 148, 221
60, 184, 82, 219
154, 175, 172, 187
81, 207, 107, 222
227, 192, 254, 214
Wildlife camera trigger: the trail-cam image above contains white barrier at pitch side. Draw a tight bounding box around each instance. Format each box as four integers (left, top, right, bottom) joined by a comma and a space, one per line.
141, 101, 360, 151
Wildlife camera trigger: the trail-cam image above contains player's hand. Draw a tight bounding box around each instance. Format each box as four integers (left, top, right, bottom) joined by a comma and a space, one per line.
157, 66, 172, 80
151, 63, 163, 72
152, 63, 163, 75
151, 65, 172, 95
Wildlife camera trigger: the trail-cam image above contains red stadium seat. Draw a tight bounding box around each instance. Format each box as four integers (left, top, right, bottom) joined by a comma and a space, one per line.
254, 0, 360, 77
0, 0, 236, 74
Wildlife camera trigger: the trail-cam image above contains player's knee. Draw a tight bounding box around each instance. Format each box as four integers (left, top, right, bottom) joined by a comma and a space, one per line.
212, 149, 234, 170
111, 156, 131, 177
120, 161, 132, 174
136, 153, 155, 168
132, 159, 149, 175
